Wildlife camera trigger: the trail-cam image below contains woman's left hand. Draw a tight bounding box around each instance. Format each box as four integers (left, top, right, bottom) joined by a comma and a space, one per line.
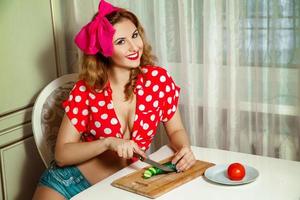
171, 146, 196, 172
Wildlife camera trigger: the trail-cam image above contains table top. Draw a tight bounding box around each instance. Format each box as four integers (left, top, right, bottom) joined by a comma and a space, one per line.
71, 145, 300, 200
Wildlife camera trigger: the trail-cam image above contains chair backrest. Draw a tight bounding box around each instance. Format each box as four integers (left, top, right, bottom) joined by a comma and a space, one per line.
32, 73, 78, 167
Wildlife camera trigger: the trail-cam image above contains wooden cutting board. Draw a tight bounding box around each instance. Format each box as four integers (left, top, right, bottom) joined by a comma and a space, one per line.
111, 157, 215, 199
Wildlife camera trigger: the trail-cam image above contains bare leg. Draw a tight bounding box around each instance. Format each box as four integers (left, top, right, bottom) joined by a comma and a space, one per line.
32, 185, 66, 200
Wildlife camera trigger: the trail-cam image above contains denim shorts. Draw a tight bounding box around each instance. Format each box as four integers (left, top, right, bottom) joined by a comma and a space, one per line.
38, 162, 91, 199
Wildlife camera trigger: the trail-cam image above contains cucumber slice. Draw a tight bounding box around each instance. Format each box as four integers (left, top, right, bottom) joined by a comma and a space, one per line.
148, 167, 156, 175
142, 161, 177, 179
143, 170, 152, 179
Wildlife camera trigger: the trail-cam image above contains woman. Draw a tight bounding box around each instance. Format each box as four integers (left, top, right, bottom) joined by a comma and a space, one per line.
33, 1, 196, 199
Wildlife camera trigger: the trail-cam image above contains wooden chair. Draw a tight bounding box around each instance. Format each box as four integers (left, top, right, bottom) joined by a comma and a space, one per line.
32, 73, 78, 167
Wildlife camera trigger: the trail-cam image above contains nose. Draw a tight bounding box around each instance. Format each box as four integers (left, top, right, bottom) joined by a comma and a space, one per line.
127, 39, 139, 52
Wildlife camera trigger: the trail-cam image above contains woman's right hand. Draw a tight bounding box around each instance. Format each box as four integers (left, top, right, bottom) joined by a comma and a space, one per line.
105, 138, 146, 159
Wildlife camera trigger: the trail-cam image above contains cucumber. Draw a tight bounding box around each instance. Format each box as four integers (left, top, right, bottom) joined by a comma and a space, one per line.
143, 161, 176, 179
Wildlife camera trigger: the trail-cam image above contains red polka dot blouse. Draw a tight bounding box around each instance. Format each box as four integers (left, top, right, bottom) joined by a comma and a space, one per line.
62, 65, 180, 151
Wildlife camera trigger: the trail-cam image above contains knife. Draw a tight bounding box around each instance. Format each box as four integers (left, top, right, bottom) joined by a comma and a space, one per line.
138, 155, 176, 172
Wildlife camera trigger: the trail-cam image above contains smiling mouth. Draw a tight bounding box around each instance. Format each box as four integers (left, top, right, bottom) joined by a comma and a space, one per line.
126, 51, 139, 60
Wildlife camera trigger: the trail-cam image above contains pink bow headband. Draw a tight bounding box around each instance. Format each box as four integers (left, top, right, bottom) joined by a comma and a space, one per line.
74, 0, 119, 57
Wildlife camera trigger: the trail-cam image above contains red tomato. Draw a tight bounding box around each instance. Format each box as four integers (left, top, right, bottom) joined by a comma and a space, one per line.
227, 163, 246, 181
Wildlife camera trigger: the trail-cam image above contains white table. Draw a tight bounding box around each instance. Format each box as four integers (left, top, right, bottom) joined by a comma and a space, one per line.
71, 145, 300, 200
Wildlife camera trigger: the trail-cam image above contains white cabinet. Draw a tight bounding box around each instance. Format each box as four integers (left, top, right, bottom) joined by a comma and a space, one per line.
0, 0, 58, 199
0, 136, 45, 200
0, 0, 57, 115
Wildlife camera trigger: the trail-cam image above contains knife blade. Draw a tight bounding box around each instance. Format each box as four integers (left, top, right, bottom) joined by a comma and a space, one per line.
138, 156, 175, 172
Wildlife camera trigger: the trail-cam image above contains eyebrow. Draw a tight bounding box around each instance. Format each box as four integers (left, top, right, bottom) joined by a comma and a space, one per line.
114, 29, 138, 43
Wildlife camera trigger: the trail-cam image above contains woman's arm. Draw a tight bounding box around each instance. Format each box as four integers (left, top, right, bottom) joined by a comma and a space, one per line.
164, 108, 196, 171
54, 115, 109, 167
55, 115, 146, 167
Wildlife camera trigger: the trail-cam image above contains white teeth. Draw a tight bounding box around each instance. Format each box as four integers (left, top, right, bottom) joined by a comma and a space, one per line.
127, 53, 138, 58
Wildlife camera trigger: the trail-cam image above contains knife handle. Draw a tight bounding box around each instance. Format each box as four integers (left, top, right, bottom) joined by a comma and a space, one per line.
139, 156, 144, 161
134, 153, 145, 161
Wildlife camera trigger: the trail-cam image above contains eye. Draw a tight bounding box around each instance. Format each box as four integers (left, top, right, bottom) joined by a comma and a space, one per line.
132, 32, 139, 38
116, 39, 125, 45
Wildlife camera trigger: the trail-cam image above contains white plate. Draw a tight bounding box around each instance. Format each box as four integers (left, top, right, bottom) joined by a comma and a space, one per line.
204, 164, 259, 185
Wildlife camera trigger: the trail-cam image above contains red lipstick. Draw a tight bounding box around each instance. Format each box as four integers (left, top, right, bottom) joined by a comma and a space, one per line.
126, 51, 139, 60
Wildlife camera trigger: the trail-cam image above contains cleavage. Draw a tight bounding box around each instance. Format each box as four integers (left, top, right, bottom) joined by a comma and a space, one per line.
112, 94, 136, 138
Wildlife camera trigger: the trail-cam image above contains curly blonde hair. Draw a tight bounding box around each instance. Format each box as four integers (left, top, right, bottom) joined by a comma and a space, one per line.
78, 9, 156, 101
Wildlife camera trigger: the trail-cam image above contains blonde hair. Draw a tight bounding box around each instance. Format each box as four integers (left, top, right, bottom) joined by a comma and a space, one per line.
79, 9, 156, 100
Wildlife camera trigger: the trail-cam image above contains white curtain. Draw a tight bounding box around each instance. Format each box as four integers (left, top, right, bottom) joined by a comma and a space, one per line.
55, 0, 300, 161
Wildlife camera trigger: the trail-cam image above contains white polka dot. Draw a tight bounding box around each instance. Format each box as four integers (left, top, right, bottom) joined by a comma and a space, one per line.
166, 85, 171, 92
141, 141, 146, 144
136, 85, 142, 89
136, 135, 143, 141
159, 110, 163, 117
91, 107, 98, 113
143, 123, 149, 130
175, 90, 179, 97
172, 105, 176, 111
147, 130, 153, 136
167, 109, 172, 115
142, 68, 148, 73
167, 97, 172, 104
134, 114, 138, 121
162, 118, 168, 122
141, 147, 146, 150
140, 120, 144, 127
95, 121, 101, 128
107, 103, 113, 109
98, 101, 105, 106
85, 100, 89, 106
71, 118, 78, 125
89, 93, 95, 99
160, 75, 166, 82
172, 83, 175, 90
73, 107, 78, 114
145, 80, 151, 87
104, 128, 112, 134
81, 120, 86, 126
146, 95, 152, 102
101, 114, 108, 120
150, 114, 155, 121
116, 133, 122, 138
79, 86, 86, 92
90, 129, 96, 135
69, 95, 73, 101
132, 130, 138, 137
153, 85, 159, 92
152, 70, 158, 76
75, 96, 81, 102
159, 91, 164, 98
111, 118, 118, 125
104, 91, 108, 96
139, 104, 145, 111
153, 100, 159, 108
138, 90, 144, 96
65, 106, 70, 112
82, 109, 88, 116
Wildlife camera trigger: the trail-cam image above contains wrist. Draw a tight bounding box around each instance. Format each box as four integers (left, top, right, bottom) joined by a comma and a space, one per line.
175, 145, 190, 152
103, 137, 112, 150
